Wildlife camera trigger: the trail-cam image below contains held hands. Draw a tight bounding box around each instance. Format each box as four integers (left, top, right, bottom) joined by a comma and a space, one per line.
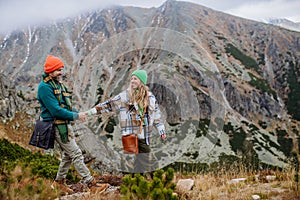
78, 112, 87, 122
77, 109, 95, 122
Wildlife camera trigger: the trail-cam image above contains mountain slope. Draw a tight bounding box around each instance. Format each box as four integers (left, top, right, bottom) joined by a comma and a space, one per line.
0, 0, 300, 171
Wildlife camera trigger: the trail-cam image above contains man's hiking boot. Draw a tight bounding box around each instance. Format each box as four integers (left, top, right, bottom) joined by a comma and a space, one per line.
87, 179, 109, 194
51, 179, 74, 194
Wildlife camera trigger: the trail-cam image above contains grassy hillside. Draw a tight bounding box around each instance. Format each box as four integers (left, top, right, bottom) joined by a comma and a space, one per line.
1, 138, 300, 199
0, 138, 82, 199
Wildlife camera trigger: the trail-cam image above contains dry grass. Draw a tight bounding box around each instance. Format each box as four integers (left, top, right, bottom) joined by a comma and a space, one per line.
175, 168, 300, 200
67, 167, 300, 200
1, 166, 61, 200
2, 163, 300, 200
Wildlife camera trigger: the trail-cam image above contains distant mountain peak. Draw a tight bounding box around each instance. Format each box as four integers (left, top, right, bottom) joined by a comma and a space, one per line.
267, 18, 300, 32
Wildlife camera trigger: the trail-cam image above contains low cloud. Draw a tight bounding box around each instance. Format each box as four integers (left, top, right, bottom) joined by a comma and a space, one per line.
0, 0, 113, 34
0, 0, 299, 34
226, 0, 300, 22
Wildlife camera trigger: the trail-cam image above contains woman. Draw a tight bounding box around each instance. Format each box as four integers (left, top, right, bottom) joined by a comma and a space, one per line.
87, 69, 167, 172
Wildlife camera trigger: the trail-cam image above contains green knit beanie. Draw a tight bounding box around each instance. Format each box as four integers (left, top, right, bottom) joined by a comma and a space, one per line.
131, 69, 147, 85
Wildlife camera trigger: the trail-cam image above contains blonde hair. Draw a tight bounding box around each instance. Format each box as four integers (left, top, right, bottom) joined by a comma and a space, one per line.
129, 84, 149, 111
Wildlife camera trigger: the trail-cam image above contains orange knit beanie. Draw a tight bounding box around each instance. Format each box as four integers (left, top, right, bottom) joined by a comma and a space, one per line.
44, 55, 64, 73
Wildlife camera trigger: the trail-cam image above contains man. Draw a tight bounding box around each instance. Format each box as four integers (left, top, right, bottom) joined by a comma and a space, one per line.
37, 55, 109, 194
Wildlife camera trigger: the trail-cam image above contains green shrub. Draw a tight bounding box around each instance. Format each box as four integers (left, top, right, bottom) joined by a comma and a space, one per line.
0, 139, 81, 199
276, 128, 293, 157
120, 168, 178, 200
105, 117, 116, 133
0, 139, 79, 181
248, 72, 277, 100
286, 61, 300, 120
225, 43, 260, 73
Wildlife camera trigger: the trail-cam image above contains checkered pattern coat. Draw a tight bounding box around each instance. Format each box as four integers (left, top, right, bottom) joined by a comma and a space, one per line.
90, 89, 166, 145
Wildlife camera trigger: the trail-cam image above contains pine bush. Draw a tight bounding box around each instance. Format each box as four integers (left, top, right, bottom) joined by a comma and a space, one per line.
120, 168, 178, 200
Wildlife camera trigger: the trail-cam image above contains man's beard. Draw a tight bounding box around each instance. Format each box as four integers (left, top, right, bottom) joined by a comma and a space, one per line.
53, 76, 61, 81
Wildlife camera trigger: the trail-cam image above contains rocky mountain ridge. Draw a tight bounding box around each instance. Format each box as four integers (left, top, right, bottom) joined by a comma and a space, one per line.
0, 0, 300, 171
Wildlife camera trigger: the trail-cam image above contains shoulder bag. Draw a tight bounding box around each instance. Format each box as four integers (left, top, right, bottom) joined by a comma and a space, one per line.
121, 106, 148, 154
122, 134, 138, 154
29, 119, 55, 150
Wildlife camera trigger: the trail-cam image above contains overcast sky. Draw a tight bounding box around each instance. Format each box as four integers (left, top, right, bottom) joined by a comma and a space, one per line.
0, 0, 299, 34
